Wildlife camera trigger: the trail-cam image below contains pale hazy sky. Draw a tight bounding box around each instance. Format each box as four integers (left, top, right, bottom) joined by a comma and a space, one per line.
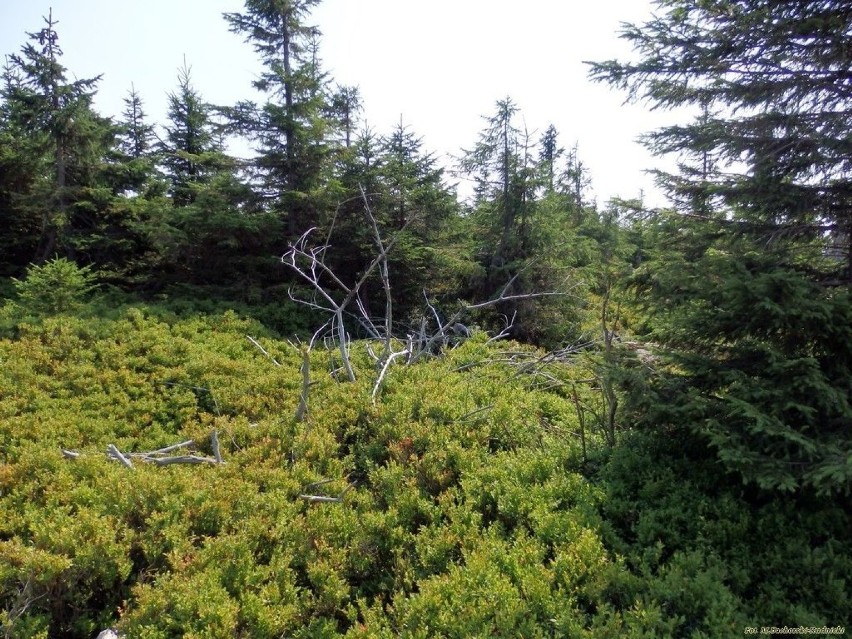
1, 0, 680, 206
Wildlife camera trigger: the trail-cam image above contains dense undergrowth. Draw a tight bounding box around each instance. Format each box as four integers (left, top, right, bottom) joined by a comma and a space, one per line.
0, 295, 848, 638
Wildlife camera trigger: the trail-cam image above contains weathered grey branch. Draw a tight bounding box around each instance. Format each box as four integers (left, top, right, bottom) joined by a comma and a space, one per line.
299, 478, 355, 504
371, 347, 410, 404
246, 335, 282, 366
299, 494, 344, 503
143, 455, 219, 466
142, 440, 195, 455
68, 434, 224, 468
282, 188, 413, 383
4, 576, 46, 639
295, 346, 310, 422
211, 429, 223, 464
106, 444, 133, 469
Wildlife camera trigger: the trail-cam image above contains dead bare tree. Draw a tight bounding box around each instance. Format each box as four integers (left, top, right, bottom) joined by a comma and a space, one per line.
282, 187, 411, 383
283, 185, 573, 403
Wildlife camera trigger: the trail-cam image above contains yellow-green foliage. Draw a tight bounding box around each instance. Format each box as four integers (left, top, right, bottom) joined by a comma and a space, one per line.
0, 304, 845, 638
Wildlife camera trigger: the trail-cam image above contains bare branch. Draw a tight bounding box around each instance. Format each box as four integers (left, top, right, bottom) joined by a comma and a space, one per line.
107, 444, 133, 469
211, 429, 223, 464
155, 440, 196, 455
246, 335, 282, 366
371, 347, 410, 403
299, 494, 344, 503
143, 455, 219, 466
295, 346, 310, 422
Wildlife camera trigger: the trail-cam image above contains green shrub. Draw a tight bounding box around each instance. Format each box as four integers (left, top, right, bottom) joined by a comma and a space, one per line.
0, 304, 848, 636
11, 258, 98, 315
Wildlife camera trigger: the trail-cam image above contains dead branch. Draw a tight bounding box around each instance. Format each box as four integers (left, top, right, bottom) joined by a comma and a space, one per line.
486, 311, 517, 344
282, 186, 413, 383
371, 347, 411, 404
246, 335, 282, 366
143, 455, 219, 466
3, 576, 46, 639
211, 429, 223, 464
144, 440, 196, 455
299, 478, 356, 504
448, 404, 494, 423
410, 281, 568, 364
106, 444, 133, 469
69, 434, 224, 468
295, 345, 311, 422
299, 494, 344, 503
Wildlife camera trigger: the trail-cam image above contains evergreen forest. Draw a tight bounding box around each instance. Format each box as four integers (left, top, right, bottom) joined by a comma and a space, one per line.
0, 1, 850, 637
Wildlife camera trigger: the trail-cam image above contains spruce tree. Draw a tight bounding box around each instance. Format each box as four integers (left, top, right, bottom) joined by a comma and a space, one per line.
111, 85, 159, 198
2, 9, 114, 264
154, 62, 274, 285
159, 62, 223, 208
589, 0, 852, 494
119, 85, 156, 161
460, 97, 537, 277
223, 0, 333, 239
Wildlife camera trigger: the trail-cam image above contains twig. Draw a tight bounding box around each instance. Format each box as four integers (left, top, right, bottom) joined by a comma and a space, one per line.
246, 335, 282, 366
303, 477, 337, 491
299, 478, 356, 504
142, 440, 196, 455
295, 346, 310, 422
450, 404, 494, 423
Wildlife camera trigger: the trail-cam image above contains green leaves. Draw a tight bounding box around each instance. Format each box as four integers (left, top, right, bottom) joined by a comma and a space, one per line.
0, 300, 847, 635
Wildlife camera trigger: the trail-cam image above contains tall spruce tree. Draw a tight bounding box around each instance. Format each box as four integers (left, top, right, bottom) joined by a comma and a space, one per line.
460, 97, 537, 278
2, 10, 114, 264
159, 62, 223, 208
223, 0, 333, 239
119, 85, 156, 161
590, 0, 852, 494
0, 59, 44, 273
112, 85, 159, 198
153, 62, 273, 285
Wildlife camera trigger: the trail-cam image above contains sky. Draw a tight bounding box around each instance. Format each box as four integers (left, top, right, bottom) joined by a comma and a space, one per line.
0, 0, 682, 207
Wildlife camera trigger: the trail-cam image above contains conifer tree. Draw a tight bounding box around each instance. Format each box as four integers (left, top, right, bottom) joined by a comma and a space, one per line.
2, 9, 114, 263
159, 62, 223, 208
590, 0, 852, 494
153, 62, 274, 285
328, 84, 362, 149
538, 124, 563, 195
223, 0, 333, 239
0, 60, 43, 273
460, 97, 537, 276
119, 85, 156, 161
111, 85, 159, 198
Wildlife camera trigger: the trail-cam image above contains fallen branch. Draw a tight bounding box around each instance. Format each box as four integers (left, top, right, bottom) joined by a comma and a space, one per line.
299, 478, 356, 504
141, 440, 196, 455
106, 444, 133, 469
371, 347, 410, 404
299, 494, 344, 503
67, 433, 225, 468
143, 455, 219, 466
